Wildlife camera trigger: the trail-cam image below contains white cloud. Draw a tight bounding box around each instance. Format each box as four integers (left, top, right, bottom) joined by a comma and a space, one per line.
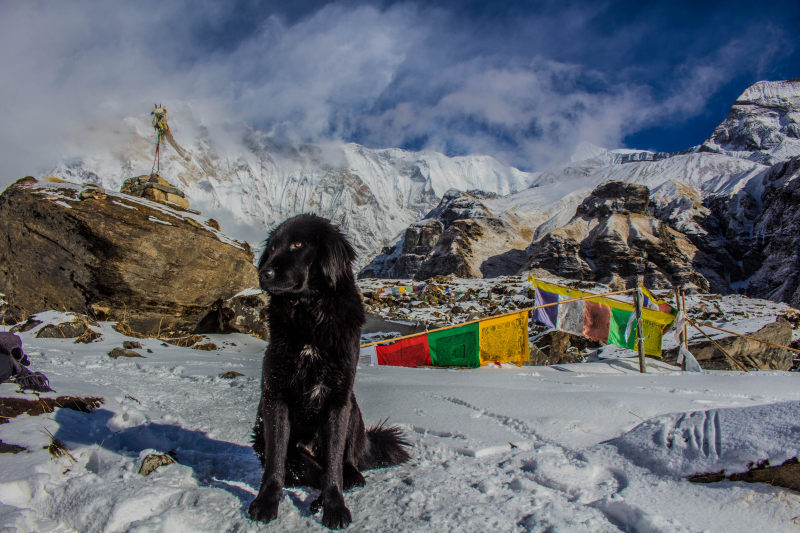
0, 1, 793, 186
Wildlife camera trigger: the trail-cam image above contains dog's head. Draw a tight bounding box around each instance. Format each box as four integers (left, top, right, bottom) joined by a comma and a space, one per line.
257, 214, 356, 294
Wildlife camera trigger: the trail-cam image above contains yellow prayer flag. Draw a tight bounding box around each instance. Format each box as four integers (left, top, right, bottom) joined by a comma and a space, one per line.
479, 311, 529, 365
641, 319, 665, 357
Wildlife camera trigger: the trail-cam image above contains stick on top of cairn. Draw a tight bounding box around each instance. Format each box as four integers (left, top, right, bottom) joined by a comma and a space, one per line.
119, 104, 192, 211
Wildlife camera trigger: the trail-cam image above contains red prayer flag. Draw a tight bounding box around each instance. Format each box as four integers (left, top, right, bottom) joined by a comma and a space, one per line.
376, 335, 431, 367
582, 301, 610, 342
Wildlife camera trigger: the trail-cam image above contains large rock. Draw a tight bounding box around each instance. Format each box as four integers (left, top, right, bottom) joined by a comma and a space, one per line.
663, 318, 794, 371
196, 289, 270, 340
0, 178, 258, 335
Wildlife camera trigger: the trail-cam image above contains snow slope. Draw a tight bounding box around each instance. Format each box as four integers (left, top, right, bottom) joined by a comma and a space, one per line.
2, 312, 800, 532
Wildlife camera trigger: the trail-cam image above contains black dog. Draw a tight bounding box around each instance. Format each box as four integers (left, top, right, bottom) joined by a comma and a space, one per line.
249, 214, 410, 529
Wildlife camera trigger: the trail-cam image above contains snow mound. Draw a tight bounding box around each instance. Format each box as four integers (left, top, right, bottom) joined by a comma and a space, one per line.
608, 401, 800, 477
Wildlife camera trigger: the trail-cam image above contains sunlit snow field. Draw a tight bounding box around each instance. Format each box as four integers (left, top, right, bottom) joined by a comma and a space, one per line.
1, 311, 800, 532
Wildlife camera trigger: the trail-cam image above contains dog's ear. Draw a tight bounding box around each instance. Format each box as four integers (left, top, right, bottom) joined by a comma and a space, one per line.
319, 232, 356, 289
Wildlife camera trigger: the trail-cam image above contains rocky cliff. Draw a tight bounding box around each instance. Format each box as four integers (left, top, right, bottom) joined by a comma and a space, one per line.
359, 189, 533, 280
523, 181, 719, 290
0, 178, 258, 335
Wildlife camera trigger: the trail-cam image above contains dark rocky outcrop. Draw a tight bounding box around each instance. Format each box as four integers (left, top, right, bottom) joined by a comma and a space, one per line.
524, 181, 717, 290
0, 179, 258, 336
745, 157, 800, 308
360, 189, 532, 280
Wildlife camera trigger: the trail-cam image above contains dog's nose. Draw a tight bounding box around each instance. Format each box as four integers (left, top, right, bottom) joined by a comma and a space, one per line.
262, 267, 275, 281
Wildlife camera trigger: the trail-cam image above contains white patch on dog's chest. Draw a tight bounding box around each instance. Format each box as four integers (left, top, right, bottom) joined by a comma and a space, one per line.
300, 344, 320, 360
307, 382, 328, 408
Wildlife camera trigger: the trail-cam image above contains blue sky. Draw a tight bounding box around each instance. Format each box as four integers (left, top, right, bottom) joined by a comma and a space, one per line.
0, 0, 798, 180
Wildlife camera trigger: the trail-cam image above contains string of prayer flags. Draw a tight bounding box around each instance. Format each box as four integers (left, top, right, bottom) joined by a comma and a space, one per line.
529, 277, 676, 357
366, 310, 530, 368
372, 283, 427, 298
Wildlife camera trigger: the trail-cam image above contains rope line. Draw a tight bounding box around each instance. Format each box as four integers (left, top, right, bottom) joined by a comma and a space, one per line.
360, 287, 635, 348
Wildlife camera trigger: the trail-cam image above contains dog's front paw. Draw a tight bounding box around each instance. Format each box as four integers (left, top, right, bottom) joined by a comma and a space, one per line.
311, 488, 352, 529
248, 492, 281, 523
322, 502, 352, 530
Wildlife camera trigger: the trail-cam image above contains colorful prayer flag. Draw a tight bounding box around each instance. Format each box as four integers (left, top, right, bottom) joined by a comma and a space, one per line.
608, 308, 636, 349
428, 323, 480, 368
582, 301, 611, 342
533, 286, 558, 327
376, 335, 431, 367
556, 298, 585, 337
479, 311, 529, 365
641, 285, 673, 313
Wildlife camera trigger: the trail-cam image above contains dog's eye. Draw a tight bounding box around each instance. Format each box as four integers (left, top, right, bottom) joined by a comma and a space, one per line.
291, 242, 303, 250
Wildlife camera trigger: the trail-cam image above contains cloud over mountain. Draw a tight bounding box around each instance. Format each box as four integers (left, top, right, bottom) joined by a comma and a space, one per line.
1, 1, 797, 183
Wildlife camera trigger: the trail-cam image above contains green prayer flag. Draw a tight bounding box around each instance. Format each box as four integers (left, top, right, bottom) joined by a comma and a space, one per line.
428, 323, 480, 368
608, 307, 636, 349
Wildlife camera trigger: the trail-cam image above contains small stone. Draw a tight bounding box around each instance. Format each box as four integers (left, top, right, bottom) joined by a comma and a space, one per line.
138, 453, 176, 476
36, 321, 89, 339
192, 342, 218, 351
108, 347, 144, 359
220, 371, 244, 379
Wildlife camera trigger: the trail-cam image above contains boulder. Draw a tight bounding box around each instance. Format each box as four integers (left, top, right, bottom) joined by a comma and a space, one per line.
196, 289, 270, 340
0, 179, 258, 336
108, 347, 144, 359
662, 318, 794, 370
528, 330, 601, 366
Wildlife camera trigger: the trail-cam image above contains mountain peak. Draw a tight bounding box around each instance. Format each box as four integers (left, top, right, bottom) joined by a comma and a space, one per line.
704, 79, 800, 164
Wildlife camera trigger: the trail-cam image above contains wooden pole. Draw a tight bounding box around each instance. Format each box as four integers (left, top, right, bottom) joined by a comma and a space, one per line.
634, 282, 646, 373
680, 289, 689, 371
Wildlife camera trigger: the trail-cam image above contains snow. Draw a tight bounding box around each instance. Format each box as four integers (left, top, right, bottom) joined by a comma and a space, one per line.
2, 309, 800, 532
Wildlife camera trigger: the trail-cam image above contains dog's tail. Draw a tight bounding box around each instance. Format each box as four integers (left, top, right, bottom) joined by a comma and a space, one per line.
360, 420, 411, 470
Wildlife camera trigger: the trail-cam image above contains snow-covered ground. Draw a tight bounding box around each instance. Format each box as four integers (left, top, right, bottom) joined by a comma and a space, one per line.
2, 312, 800, 532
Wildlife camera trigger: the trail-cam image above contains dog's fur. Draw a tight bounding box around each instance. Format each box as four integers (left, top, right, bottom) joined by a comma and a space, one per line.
249, 214, 409, 529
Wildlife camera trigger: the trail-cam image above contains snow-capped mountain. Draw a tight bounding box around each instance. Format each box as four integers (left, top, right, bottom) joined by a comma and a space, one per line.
703, 79, 800, 164
49, 107, 533, 267
363, 80, 800, 307
45, 80, 800, 305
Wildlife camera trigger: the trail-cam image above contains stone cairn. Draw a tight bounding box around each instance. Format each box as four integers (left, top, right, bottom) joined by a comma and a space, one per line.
120, 174, 191, 211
